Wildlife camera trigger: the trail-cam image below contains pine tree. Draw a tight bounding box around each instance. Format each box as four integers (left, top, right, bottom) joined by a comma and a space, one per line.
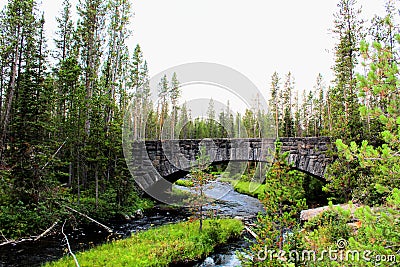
77, 0, 106, 141
301, 89, 310, 136
54, 0, 74, 62
313, 74, 326, 136
293, 89, 302, 137
157, 74, 169, 138
241, 142, 307, 266
369, 0, 399, 56
330, 0, 364, 142
325, 34, 400, 204
281, 72, 295, 137
206, 98, 216, 137
170, 72, 180, 139
129, 44, 145, 140
189, 145, 214, 231
177, 102, 189, 139
242, 109, 255, 138
269, 72, 280, 138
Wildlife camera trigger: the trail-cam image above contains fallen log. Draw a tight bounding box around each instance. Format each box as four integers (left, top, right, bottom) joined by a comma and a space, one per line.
0, 221, 59, 246
34, 221, 58, 241
64, 205, 113, 233
0, 238, 33, 247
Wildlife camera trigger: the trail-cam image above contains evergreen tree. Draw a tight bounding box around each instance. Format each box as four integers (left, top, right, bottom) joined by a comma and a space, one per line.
77, 0, 106, 140
157, 74, 169, 138
177, 102, 189, 139
281, 72, 295, 137
206, 98, 216, 137
170, 72, 180, 139
269, 72, 280, 138
314, 74, 326, 136
241, 142, 307, 266
293, 89, 302, 137
329, 0, 364, 142
242, 109, 255, 138
369, 0, 399, 56
129, 44, 146, 140
326, 36, 400, 204
0, 0, 53, 204
54, 0, 74, 62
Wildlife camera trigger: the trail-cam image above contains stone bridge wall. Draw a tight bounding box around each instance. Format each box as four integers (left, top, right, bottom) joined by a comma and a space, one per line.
128, 137, 333, 191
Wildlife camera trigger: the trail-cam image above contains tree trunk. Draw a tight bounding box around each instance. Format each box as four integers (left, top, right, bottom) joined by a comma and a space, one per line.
95, 166, 98, 209
1, 23, 21, 161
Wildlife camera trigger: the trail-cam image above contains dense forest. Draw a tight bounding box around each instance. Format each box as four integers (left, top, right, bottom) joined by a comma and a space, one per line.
0, 0, 399, 250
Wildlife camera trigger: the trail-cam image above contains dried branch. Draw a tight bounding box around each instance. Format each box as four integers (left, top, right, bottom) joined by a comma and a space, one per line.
34, 221, 58, 241
64, 205, 113, 233
0, 230, 9, 242
41, 138, 68, 170
62, 220, 80, 267
244, 225, 258, 239
0, 221, 59, 246
0, 238, 33, 247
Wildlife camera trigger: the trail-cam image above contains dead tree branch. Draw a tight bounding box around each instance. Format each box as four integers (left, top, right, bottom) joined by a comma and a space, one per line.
34, 221, 58, 241
41, 138, 68, 170
244, 225, 258, 239
64, 205, 113, 233
62, 220, 80, 267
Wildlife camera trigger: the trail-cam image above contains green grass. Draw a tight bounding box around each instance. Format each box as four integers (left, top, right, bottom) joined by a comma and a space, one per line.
219, 176, 265, 199
45, 219, 243, 267
218, 176, 238, 185
175, 179, 194, 187
234, 180, 265, 199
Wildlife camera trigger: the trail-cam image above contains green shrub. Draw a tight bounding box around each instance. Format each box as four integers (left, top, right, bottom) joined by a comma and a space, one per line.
304, 203, 353, 243
0, 201, 59, 239
302, 189, 400, 266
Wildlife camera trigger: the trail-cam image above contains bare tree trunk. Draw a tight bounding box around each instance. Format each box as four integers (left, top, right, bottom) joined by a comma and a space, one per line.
0, 63, 4, 123
199, 187, 203, 232
68, 162, 72, 188
77, 156, 81, 205
95, 166, 98, 209
1, 24, 21, 161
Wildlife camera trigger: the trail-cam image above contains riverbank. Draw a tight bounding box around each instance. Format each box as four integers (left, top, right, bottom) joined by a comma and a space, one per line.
0, 205, 190, 267
2, 179, 263, 266
45, 218, 243, 267
218, 177, 265, 199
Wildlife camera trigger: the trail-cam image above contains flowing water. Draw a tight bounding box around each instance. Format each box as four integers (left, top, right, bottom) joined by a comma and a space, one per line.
175, 179, 265, 266
0, 179, 264, 267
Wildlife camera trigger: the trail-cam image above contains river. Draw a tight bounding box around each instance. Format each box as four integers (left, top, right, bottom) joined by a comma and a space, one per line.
0, 179, 264, 267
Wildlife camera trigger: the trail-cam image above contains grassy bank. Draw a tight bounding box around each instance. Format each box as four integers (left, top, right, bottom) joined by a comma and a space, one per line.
0, 194, 155, 240
174, 179, 194, 187
219, 177, 265, 199
45, 218, 243, 267
234, 181, 265, 199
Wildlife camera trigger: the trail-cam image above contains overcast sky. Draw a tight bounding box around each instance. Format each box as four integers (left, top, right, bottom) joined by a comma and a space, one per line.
0, 0, 389, 113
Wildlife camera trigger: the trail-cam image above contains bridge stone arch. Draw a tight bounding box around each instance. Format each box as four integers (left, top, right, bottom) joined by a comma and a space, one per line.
129, 137, 333, 194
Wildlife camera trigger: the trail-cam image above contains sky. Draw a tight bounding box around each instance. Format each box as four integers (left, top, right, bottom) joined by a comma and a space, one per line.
0, 0, 388, 114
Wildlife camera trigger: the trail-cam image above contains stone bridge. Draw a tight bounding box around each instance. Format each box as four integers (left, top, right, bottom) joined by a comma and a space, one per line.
126, 137, 333, 198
